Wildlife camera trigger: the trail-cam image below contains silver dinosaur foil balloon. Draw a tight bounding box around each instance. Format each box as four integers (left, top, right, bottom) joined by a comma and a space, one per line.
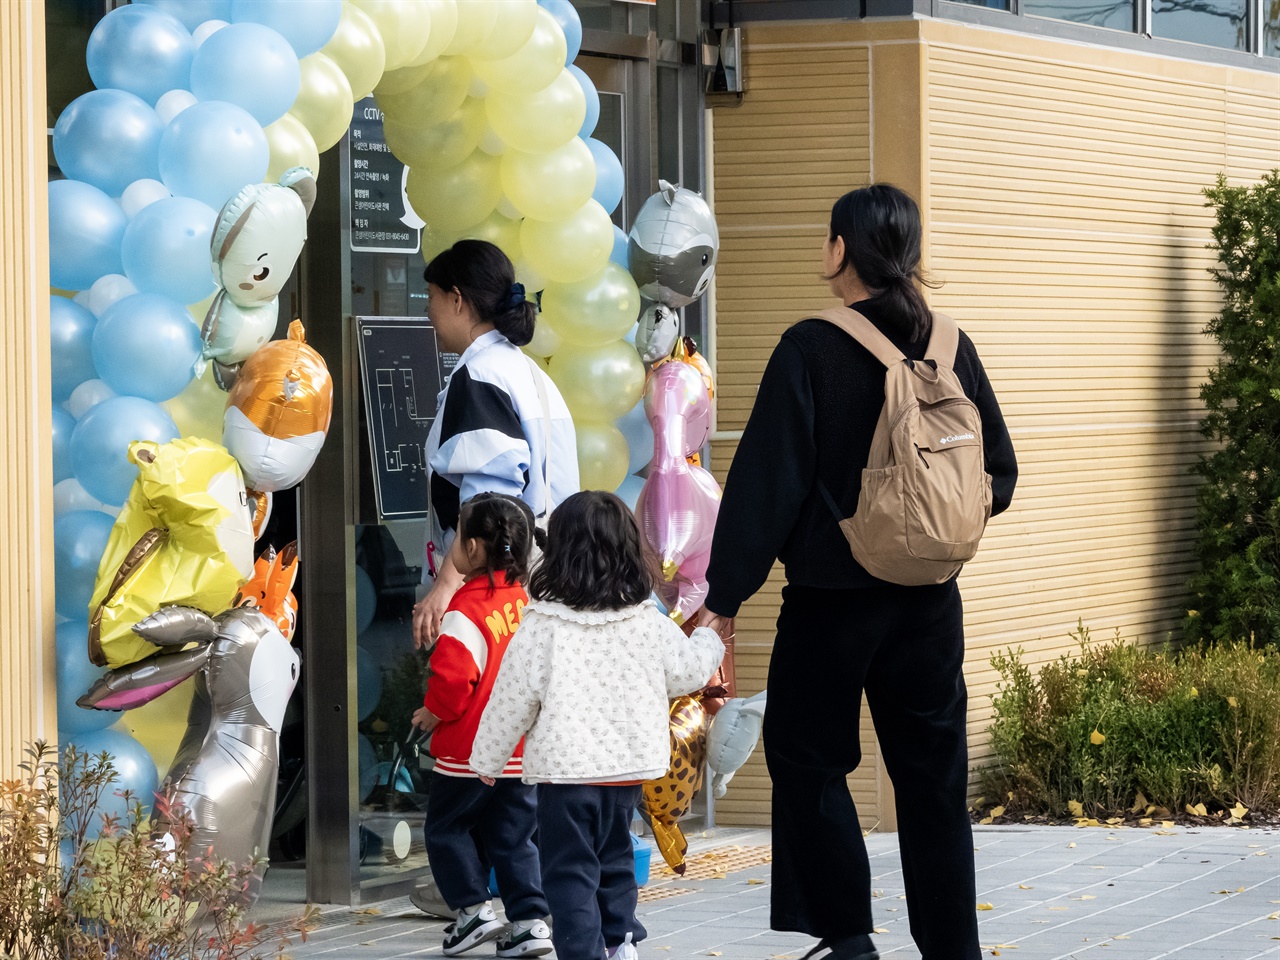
627, 180, 720, 310
636, 303, 681, 364
79, 604, 300, 907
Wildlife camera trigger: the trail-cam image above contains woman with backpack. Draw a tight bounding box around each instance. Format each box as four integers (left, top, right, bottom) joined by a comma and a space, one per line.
699, 184, 1018, 960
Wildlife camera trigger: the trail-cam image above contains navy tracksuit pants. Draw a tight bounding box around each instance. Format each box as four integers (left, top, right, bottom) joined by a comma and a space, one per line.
536, 783, 647, 960
766, 581, 980, 960
424, 772, 549, 921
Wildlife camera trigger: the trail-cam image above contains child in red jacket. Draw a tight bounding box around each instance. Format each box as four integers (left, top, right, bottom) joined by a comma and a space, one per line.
411, 493, 551, 958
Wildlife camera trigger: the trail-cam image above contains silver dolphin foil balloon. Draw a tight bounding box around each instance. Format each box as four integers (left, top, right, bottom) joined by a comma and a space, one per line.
79, 604, 300, 907
628, 180, 720, 310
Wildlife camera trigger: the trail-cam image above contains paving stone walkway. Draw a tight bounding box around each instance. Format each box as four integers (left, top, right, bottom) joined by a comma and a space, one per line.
258, 824, 1280, 959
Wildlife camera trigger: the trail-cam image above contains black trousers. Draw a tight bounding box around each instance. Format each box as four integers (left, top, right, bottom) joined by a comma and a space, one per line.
536, 783, 646, 960
766, 581, 980, 960
424, 772, 549, 921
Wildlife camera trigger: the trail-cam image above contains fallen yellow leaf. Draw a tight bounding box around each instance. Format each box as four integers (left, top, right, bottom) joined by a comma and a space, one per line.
990, 805, 1006, 819
1139, 818, 1153, 827
874, 928, 889, 934
1257, 851, 1269, 857
1162, 820, 1176, 829
977, 903, 995, 911
1231, 802, 1249, 820
1048, 906, 1069, 911
746, 878, 766, 885
353, 908, 381, 915
1268, 912, 1279, 921
1190, 686, 1199, 698
1090, 729, 1106, 745
980, 816, 993, 825
1019, 884, 1033, 889
1228, 696, 1238, 708
712, 872, 727, 880
1068, 800, 1085, 818
707, 952, 722, 957
1068, 842, 1077, 848
1130, 792, 1149, 814
1072, 895, 1096, 901
1185, 802, 1208, 817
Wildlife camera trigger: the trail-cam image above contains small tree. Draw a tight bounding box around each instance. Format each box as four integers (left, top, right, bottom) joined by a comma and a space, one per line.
1187, 172, 1280, 645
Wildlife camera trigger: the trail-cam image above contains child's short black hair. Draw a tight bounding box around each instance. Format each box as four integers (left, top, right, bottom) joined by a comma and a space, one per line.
459, 493, 539, 589
528, 491, 657, 611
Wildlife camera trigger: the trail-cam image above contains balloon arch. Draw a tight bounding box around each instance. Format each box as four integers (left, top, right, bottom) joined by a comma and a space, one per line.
49, 0, 728, 890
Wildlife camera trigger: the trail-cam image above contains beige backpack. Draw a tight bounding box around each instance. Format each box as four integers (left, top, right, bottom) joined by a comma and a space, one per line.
815, 307, 993, 586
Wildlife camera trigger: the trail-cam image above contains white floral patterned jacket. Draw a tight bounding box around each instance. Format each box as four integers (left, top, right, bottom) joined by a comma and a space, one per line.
470, 600, 724, 783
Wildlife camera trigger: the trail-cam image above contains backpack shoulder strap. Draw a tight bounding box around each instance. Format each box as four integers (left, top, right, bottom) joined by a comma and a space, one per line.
924, 311, 960, 367
525, 355, 553, 519
812, 306, 905, 369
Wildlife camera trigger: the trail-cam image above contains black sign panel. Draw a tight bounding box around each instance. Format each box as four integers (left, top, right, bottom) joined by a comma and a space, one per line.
356, 316, 459, 521
348, 97, 422, 254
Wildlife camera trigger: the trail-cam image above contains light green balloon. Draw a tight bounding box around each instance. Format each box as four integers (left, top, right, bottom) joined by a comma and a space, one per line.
548, 339, 645, 424
500, 138, 596, 222
520, 198, 613, 285
485, 69, 585, 154
406, 150, 501, 233
472, 7, 565, 94
541, 263, 641, 349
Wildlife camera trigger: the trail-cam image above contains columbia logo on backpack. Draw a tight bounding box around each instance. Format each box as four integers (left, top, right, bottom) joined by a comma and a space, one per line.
814, 306, 994, 586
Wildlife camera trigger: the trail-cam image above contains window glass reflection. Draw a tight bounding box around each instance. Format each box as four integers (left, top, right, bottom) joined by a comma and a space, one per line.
1153, 0, 1247, 50
1024, 0, 1134, 31
1266, 2, 1279, 56
947, 0, 1012, 8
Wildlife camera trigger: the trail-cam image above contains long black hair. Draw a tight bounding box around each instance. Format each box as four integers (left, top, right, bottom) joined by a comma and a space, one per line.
459, 492, 542, 589
827, 184, 937, 343
423, 239, 536, 346
528, 491, 657, 611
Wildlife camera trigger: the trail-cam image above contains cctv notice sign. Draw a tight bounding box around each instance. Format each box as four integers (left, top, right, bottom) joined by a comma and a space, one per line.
348, 97, 423, 254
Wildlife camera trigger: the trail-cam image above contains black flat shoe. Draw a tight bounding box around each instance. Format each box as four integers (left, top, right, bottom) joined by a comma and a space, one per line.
798, 936, 880, 960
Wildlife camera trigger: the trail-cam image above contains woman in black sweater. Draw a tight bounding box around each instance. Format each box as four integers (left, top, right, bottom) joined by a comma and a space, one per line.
701, 185, 1017, 960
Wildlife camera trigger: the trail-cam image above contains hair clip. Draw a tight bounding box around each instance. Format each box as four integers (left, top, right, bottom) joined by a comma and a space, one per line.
503, 543, 512, 554
505, 282, 525, 309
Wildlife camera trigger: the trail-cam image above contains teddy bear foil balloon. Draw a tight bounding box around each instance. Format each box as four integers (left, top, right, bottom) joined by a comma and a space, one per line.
201, 167, 316, 389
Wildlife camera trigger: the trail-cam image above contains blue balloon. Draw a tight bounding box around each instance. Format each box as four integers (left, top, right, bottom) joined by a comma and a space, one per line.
54, 510, 115, 619
134, 0, 231, 31
93, 293, 202, 403
49, 179, 127, 292
585, 137, 624, 216
356, 646, 383, 722
615, 473, 645, 512
230, 0, 342, 57
56, 620, 114, 735
356, 565, 378, 635
610, 224, 629, 270
190, 23, 301, 127
158, 101, 269, 210
62, 727, 159, 838
50, 296, 98, 403
70, 396, 179, 506
52, 407, 77, 485
539, 0, 582, 64
568, 64, 599, 139
616, 398, 654, 474
121, 197, 218, 305
85, 5, 194, 106
53, 90, 164, 198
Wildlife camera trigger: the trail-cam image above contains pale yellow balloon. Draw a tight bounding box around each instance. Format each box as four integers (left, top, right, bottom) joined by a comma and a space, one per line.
406, 150, 501, 233
321, 3, 387, 101
455, 209, 522, 258
470, 0, 539, 61
421, 222, 461, 265
520, 198, 613, 285
351, 0, 430, 71
514, 256, 547, 294
122, 680, 196, 780
523, 315, 562, 359
485, 68, 585, 154
375, 62, 431, 97
472, 7, 565, 94
479, 123, 507, 156
409, 0, 458, 65
385, 96, 484, 171
573, 421, 630, 492
186, 292, 215, 326
523, 349, 551, 373
443, 0, 496, 56
291, 52, 356, 152
548, 339, 645, 424
377, 55, 472, 128
163, 365, 229, 442
500, 137, 595, 222
541, 263, 641, 348
263, 112, 321, 183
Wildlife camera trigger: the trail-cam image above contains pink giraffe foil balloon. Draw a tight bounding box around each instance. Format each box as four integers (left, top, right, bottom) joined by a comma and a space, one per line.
635, 358, 721, 624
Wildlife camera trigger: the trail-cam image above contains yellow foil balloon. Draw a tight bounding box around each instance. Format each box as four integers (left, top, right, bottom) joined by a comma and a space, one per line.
123, 679, 195, 780
351, 0, 429, 71
574, 421, 630, 493
470, 0, 539, 61
500, 137, 596, 222
442, 0, 497, 56
472, 7, 563, 93
321, 3, 387, 101
384, 97, 485, 171
263, 112, 321, 184
377, 55, 472, 128
642, 695, 708, 874
163, 365, 228, 442
548, 339, 645, 424
485, 68, 585, 154
409, 0, 457, 65
541, 263, 641, 348
291, 53, 356, 153
406, 150, 501, 234
520, 198, 614, 285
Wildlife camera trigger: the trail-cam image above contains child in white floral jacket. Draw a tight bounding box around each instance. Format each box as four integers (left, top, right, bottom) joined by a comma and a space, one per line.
472, 491, 724, 960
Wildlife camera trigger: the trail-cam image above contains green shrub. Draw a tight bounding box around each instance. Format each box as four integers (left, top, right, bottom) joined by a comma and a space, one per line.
981, 622, 1280, 817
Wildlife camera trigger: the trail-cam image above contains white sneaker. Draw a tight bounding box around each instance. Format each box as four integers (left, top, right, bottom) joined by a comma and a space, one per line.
442, 902, 504, 956
607, 932, 639, 960
496, 918, 553, 957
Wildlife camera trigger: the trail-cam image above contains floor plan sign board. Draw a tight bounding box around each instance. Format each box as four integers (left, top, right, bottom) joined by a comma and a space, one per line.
356, 316, 458, 521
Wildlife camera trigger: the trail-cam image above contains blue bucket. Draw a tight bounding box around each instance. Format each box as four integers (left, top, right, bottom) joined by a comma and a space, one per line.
489, 834, 653, 896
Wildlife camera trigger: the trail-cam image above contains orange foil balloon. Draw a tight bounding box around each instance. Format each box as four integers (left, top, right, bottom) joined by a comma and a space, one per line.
235, 541, 300, 641
642, 695, 708, 875
223, 320, 333, 492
